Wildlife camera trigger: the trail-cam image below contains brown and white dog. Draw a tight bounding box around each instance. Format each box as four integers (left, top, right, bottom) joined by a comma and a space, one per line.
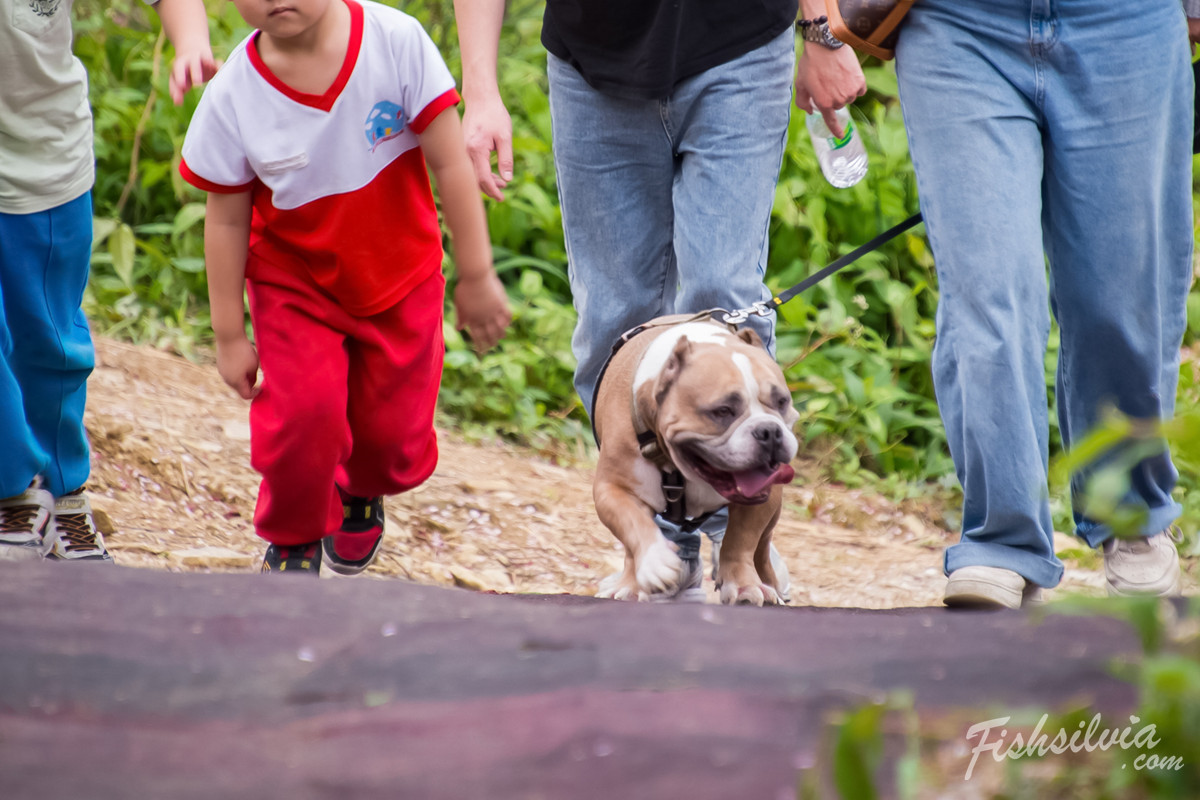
591, 314, 799, 605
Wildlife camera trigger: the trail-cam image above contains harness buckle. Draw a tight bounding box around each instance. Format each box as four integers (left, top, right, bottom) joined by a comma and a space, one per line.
719, 301, 774, 327
661, 471, 685, 504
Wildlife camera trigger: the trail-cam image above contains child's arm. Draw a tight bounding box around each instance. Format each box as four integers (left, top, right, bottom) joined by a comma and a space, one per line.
204, 191, 260, 399
151, 0, 217, 105
419, 107, 512, 351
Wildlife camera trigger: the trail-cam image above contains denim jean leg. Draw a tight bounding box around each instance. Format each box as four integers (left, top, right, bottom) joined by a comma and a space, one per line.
550, 33, 792, 558
548, 54, 678, 422
896, 0, 1063, 587
0, 192, 94, 498
549, 56, 695, 556
667, 27, 794, 356
1038, 0, 1192, 547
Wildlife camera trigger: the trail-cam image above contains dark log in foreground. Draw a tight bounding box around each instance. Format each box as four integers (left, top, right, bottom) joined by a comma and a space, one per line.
0, 561, 1140, 799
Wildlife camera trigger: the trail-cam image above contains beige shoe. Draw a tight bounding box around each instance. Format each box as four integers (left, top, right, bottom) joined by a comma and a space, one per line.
944, 566, 1042, 610
1102, 527, 1182, 597
44, 489, 114, 563
0, 478, 53, 561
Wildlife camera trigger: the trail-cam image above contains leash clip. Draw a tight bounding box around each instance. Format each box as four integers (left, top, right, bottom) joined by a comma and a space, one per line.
719, 301, 774, 327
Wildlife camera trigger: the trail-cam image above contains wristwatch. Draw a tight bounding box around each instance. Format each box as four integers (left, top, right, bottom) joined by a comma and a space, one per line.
798, 16, 845, 50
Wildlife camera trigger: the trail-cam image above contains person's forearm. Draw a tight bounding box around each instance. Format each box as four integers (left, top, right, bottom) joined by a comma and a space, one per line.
798, 0, 826, 20
452, 0, 506, 104
435, 156, 494, 280
154, 0, 211, 56
203, 206, 252, 341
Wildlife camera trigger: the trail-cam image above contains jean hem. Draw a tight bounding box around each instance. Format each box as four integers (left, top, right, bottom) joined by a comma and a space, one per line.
944, 541, 1064, 588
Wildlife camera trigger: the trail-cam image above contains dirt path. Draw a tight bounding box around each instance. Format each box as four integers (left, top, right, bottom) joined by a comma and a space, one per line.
84, 338, 1140, 607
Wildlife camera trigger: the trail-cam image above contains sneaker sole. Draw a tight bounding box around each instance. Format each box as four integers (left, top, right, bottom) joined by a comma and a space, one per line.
322, 535, 383, 576
1106, 571, 1183, 598
0, 542, 45, 562
45, 553, 115, 563
944, 577, 1023, 610
647, 585, 707, 604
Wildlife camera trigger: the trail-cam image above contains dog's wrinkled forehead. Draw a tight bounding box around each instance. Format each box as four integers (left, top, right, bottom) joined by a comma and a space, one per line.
632, 322, 732, 394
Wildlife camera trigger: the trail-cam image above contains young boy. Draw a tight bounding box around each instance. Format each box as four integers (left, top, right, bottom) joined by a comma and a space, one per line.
180, 0, 511, 575
0, 0, 214, 564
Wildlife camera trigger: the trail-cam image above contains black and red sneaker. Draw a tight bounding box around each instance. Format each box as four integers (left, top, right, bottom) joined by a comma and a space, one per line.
261, 541, 322, 575
322, 488, 385, 576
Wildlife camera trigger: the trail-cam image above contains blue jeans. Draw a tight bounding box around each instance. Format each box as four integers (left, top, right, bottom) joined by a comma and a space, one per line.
0, 191, 95, 498
896, 0, 1193, 587
548, 29, 795, 558
547, 27, 794, 421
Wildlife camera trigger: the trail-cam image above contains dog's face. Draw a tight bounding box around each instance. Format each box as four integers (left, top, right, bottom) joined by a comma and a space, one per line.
634, 323, 799, 505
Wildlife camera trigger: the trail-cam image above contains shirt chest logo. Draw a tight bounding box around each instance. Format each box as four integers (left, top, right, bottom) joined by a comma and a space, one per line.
364, 101, 407, 151
27, 0, 62, 18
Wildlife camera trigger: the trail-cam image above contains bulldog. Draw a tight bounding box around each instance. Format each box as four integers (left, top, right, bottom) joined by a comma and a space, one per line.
591, 314, 799, 605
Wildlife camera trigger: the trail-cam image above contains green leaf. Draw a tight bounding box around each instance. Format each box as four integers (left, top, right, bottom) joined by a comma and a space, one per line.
109, 223, 136, 288
172, 257, 206, 274
172, 202, 207, 237
92, 217, 119, 252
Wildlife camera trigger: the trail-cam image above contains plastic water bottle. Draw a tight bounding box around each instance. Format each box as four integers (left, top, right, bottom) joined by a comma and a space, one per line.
806, 106, 868, 188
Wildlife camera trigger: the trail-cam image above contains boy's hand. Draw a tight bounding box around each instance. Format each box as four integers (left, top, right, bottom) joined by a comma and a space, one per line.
215, 335, 261, 400
169, 47, 218, 105
453, 272, 511, 352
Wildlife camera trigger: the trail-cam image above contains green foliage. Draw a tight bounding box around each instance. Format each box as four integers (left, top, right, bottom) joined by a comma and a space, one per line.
802, 599, 1200, 798
76, 0, 250, 357
796, 692, 921, 800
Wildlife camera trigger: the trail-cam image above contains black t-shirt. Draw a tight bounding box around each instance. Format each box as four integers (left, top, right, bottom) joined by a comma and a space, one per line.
542, 0, 799, 99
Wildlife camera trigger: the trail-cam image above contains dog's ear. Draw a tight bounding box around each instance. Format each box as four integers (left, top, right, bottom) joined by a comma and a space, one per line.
654, 336, 692, 406
634, 380, 657, 434
738, 327, 764, 349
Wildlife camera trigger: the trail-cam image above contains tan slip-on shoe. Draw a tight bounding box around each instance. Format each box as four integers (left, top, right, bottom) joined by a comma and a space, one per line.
1102, 527, 1183, 597
944, 565, 1043, 610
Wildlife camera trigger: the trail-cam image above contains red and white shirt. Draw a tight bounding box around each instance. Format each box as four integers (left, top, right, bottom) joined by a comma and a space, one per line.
180, 0, 459, 316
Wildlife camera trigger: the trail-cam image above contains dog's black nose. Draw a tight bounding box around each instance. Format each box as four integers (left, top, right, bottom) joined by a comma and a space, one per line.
752, 424, 782, 445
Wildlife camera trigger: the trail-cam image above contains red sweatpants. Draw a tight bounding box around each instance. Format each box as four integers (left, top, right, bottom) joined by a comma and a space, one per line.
245, 263, 445, 546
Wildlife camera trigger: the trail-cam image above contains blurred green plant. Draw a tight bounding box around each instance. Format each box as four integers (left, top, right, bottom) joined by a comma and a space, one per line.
799, 597, 1200, 798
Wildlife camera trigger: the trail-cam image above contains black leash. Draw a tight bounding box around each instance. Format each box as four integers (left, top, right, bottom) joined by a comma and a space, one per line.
722, 211, 924, 325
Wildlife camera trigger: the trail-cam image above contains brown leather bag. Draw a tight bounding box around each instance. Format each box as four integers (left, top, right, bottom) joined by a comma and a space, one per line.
825, 0, 915, 60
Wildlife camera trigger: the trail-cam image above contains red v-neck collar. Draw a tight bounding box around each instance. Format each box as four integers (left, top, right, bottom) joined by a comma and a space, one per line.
247, 0, 363, 112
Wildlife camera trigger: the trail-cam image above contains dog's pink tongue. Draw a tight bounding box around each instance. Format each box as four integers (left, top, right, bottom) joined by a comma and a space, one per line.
734, 463, 795, 498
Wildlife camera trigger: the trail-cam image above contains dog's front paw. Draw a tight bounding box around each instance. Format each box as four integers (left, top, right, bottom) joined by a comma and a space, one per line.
718, 581, 781, 606
596, 571, 646, 601
635, 537, 685, 595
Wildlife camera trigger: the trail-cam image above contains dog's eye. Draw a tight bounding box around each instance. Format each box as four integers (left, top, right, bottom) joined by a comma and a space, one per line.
776, 395, 792, 412
710, 405, 735, 420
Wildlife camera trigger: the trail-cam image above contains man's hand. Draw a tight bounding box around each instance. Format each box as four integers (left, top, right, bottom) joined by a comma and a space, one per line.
215, 334, 261, 400
794, 44, 867, 137
1190, 17, 1200, 48
461, 94, 514, 202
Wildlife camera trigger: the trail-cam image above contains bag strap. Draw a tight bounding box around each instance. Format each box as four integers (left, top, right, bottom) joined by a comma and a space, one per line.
824, 0, 915, 61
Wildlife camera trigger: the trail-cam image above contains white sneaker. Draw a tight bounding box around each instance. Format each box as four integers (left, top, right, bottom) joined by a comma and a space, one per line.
1102, 528, 1182, 597
0, 478, 53, 561
944, 566, 1041, 610
44, 489, 114, 563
